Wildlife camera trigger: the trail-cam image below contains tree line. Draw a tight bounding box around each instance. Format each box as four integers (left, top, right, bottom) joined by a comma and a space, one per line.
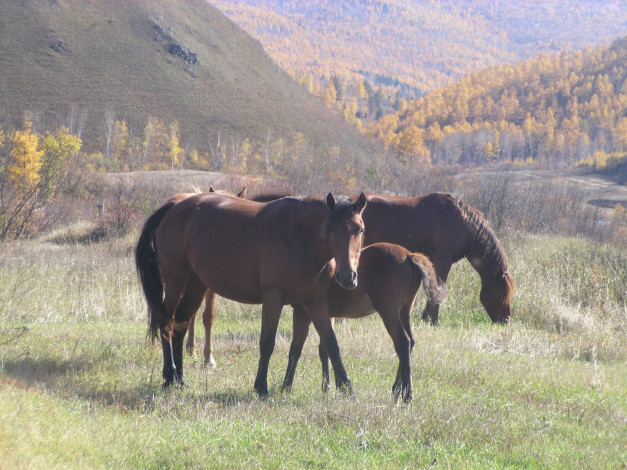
366, 36, 627, 170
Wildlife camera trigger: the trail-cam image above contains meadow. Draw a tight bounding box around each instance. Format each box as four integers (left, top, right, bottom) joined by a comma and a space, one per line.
0, 230, 625, 469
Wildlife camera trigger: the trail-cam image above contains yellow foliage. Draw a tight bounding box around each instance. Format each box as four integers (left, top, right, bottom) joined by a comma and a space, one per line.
168, 121, 184, 169
9, 122, 43, 190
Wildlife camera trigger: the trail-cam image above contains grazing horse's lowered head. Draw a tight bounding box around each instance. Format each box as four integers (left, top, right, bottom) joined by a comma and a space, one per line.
325, 192, 367, 290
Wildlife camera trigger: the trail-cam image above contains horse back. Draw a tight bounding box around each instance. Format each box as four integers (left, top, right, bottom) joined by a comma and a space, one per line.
362, 193, 470, 262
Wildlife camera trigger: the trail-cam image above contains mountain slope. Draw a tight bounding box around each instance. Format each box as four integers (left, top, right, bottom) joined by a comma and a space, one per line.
366, 36, 627, 171
0, 0, 376, 162
210, 0, 627, 94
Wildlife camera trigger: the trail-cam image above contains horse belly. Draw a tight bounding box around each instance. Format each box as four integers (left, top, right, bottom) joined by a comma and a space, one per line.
327, 285, 375, 319
190, 250, 263, 304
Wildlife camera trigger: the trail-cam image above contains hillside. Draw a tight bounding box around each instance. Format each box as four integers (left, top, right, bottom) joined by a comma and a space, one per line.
210, 0, 627, 97
366, 36, 627, 173
0, 0, 376, 163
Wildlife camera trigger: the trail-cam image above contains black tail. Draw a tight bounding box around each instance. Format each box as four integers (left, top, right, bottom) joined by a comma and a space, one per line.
135, 201, 177, 342
408, 253, 447, 305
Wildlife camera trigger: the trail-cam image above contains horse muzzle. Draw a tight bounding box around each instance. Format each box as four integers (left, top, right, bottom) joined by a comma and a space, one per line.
335, 269, 358, 289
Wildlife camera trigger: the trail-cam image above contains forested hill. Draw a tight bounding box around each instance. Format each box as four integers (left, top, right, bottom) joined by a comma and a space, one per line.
366, 36, 627, 172
0, 0, 375, 162
210, 0, 627, 96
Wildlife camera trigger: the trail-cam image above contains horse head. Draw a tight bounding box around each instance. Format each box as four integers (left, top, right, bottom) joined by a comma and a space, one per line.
480, 269, 515, 324
326, 192, 367, 289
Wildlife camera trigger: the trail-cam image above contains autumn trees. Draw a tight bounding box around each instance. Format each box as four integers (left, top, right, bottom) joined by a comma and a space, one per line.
0, 122, 81, 240
367, 37, 627, 169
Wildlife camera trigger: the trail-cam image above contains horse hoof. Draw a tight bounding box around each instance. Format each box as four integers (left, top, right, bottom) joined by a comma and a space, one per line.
186, 345, 196, 356
338, 382, 355, 399
204, 354, 217, 368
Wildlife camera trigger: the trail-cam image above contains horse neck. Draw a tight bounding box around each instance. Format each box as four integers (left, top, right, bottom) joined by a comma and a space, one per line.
278, 199, 333, 275
295, 203, 334, 274
462, 205, 510, 285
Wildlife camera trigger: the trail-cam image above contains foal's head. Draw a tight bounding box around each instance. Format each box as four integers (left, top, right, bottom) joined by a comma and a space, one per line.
326, 192, 367, 289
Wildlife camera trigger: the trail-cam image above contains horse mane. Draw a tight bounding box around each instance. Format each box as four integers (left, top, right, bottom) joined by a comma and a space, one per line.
325, 196, 361, 229
455, 196, 514, 301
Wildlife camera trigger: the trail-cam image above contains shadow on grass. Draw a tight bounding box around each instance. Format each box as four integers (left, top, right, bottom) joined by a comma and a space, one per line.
2, 356, 91, 385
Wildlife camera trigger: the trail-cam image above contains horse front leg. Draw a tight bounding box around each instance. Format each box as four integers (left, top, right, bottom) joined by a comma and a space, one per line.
318, 317, 336, 393
254, 292, 283, 398
281, 303, 311, 393
303, 296, 353, 396
422, 260, 450, 325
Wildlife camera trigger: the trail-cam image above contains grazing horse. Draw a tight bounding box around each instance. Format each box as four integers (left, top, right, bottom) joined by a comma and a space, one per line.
281, 242, 446, 403
358, 193, 514, 324
135, 192, 367, 395
252, 192, 514, 324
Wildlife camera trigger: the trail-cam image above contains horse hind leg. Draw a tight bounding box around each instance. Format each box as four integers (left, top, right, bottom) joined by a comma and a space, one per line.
377, 306, 412, 404
159, 266, 188, 387
170, 274, 207, 386
186, 311, 198, 356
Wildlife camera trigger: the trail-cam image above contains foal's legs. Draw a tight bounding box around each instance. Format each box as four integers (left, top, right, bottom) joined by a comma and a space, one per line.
392, 302, 415, 403
302, 296, 353, 395
281, 303, 311, 392
253, 291, 284, 397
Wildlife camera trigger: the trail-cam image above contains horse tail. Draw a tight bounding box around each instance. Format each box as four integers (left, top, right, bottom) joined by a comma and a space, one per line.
457, 198, 515, 304
408, 253, 447, 305
135, 200, 177, 342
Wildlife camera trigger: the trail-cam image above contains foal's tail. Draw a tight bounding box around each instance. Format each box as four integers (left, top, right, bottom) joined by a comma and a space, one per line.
135, 200, 177, 342
408, 253, 447, 305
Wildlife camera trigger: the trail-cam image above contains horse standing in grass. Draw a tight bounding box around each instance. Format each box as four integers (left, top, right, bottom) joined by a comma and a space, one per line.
281, 242, 446, 403
253, 192, 514, 325
160, 186, 247, 367
135, 192, 367, 396
187, 192, 514, 369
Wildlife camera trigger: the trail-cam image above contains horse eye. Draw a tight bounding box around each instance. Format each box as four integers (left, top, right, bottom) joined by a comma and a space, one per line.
359, 228, 365, 234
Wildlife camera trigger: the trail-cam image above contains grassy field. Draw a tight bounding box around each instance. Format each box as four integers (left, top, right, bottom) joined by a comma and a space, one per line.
0, 231, 625, 469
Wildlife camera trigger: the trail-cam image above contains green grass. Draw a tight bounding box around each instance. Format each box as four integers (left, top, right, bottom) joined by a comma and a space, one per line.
0, 233, 625, 469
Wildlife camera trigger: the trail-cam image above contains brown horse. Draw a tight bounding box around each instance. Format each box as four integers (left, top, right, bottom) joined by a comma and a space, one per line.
135, 191, 367, 395
186, 191, 513, 372
253, 192, 514, 324
282, 242, 446, 403
162, 186, 248, 366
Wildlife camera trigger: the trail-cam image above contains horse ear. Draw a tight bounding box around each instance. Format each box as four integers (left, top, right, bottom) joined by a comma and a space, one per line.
236, 187, 247, 198
326, 192, 336, 211
209, 186, 215, 192
355, 192, 367, 213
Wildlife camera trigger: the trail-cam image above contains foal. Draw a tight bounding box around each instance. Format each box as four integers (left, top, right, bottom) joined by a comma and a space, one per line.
282, 242, 446, 403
